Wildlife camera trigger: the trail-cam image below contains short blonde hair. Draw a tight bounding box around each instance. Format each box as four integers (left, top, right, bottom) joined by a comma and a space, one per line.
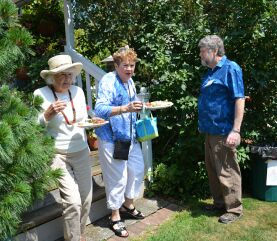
112, 46, 137, 65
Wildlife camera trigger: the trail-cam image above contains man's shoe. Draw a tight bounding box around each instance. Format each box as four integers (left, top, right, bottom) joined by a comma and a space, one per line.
218, 213, 242, 224
202, 204, 225, 212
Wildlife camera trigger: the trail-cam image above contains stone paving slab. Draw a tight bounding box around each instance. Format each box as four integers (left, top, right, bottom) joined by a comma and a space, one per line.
84, 197, 183, 241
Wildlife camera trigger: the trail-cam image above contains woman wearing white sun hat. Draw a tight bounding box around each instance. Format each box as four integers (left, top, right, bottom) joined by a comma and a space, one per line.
34, 54, 92, 241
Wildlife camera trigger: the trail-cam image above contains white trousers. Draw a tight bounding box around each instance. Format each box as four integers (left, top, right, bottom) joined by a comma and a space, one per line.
52, 148, 92, 241
98, 139, 145, 210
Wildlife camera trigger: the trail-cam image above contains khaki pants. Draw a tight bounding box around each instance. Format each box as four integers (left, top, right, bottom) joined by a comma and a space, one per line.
205, 134, 242, 214
52, 148, 93, 241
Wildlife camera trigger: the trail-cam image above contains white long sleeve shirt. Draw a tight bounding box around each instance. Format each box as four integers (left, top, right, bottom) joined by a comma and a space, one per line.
34, 85, 88, 153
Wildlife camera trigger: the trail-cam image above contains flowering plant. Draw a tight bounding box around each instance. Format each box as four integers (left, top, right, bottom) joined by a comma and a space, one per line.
87, 129, 97, 138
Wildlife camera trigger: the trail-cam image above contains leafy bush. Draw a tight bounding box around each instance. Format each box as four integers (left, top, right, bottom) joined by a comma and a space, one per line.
18, 0, 65, 92
73, 0, 276, 198
203, 0, 277, 145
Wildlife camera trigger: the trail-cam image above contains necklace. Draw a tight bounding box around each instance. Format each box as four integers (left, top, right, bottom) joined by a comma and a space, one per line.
50, 86, 76, 125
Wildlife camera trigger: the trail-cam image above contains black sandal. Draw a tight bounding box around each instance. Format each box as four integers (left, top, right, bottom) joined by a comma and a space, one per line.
120, 205, 145, 220
110, 219, 129, 238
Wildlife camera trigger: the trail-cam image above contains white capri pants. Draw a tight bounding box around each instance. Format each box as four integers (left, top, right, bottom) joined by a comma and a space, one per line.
52, 147, 92, 241
98, 139, 145, 210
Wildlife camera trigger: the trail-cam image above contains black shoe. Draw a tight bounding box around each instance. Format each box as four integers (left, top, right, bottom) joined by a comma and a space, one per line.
218, 212, 243, 224
120, 205, 145, 220
202, 204, 225, 212
109, 219, 129, 238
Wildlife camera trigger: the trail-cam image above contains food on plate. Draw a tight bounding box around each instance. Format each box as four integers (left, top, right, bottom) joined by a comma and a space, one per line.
86, 117, 106, 124
77, 117, 106, 127
145, 101, 172, 107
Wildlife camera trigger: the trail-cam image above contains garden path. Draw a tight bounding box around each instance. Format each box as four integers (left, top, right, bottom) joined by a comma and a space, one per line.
83, 197, 183, 241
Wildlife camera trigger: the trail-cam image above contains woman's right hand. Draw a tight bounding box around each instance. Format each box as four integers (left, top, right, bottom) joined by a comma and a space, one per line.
44, 100, 67, 121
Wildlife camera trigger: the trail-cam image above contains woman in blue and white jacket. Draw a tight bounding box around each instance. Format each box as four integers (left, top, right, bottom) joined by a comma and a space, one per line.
95, 46, 145, 238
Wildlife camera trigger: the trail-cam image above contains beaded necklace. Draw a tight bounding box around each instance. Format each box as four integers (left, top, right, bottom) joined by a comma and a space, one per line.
50, 86, 76, 125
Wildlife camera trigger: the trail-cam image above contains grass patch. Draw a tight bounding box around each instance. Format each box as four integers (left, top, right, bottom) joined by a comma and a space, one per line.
132, 197, 277, 241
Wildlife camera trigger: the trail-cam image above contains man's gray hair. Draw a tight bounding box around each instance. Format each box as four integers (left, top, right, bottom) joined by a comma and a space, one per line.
198, 35, 225, 56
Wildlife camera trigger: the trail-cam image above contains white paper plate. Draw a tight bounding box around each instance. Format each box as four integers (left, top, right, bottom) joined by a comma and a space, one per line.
77, 120, 109, 128
145, 101, 173, 110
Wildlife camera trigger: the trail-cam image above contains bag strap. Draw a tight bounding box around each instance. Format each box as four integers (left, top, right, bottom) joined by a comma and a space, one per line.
137, 106, 154, 120
111, 75, 133, 141
127, 83, 132, 138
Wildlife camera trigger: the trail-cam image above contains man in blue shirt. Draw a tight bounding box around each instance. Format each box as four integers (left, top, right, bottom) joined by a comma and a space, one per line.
198, 35, 245, 224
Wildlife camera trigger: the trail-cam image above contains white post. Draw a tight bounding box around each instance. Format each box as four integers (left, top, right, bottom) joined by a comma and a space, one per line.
76, 74, 83, 88
142, 135, 153, 183
137, 88, 153, 182
85, 72, 93, 110
63, 0, 74, 49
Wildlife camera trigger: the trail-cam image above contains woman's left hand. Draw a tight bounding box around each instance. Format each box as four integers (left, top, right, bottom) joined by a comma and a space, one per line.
124, 101, 143, 113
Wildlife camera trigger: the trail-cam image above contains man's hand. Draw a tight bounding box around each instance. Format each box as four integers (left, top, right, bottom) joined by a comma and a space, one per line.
225, 131, 241, 148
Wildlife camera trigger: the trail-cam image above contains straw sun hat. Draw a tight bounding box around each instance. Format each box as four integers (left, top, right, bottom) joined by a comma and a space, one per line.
40, 55, 83, 80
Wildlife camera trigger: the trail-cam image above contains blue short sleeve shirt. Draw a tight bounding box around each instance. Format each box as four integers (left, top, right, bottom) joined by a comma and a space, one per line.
198, 56, 244, 135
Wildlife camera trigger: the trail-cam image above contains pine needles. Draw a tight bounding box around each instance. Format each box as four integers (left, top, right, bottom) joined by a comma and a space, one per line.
0, 1, 59, 239
0, 0, 34, 84
0, 85, 60, 240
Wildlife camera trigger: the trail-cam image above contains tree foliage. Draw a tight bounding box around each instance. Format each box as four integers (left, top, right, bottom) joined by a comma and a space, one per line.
0, 1, 60, 239
0, 0, 33, 83
18, 0, 65, 92
74, 0, 277, 198
203, 0, 277, 144
0, 86, 60, 240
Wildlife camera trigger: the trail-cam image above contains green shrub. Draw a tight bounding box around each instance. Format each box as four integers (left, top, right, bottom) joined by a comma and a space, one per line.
73, 0, 276, 198
18, 0, 65, 92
